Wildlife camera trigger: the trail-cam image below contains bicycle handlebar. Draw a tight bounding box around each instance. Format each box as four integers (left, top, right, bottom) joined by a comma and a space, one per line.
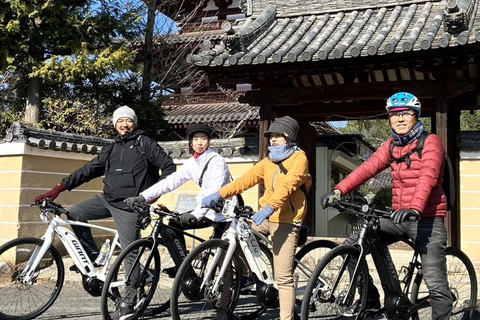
205, 199, 255, 218
330, 200, 394, 218
34, 198, 68, 215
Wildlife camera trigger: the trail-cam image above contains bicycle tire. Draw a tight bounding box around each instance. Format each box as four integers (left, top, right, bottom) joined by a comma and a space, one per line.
301, 245, 369, 320
101, 238, 161, 320
233, 241, 274, 320
0, 237, 65, 320
170, 239, 242, 320
294, 239, 338, 307
411, 246, 478, 320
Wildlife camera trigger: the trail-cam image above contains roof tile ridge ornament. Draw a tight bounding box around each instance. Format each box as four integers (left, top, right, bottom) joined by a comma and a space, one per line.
444, 0, 476, 36
456, 0, 479, 45
224, 4, 277, 54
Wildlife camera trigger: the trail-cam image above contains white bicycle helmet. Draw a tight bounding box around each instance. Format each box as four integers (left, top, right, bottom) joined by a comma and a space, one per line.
386, 92, 421, 116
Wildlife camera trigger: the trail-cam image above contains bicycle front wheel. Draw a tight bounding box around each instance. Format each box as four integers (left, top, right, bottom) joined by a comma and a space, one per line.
301, 245, 369, 320
411, 246, 478, 320
294, 239, 338, 308
0, 237, 65, 320
171, 239, 242, 320
101, 238, 161, 320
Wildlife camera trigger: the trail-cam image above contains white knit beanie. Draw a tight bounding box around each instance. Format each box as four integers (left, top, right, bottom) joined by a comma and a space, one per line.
113, 106, 138, 127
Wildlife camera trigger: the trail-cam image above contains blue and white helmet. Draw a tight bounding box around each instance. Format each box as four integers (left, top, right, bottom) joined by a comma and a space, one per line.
386, 92, 421, 116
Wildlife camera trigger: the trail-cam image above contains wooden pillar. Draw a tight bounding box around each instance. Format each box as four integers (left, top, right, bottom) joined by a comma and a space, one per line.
258, 91, 271, 198
435, 85, 459, 248
300, 121, 317, 235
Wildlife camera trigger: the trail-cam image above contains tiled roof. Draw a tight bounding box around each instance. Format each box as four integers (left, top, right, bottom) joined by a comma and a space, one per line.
3, 122, 113, 155
162, 102, 260, 126
188, 0, 480, 67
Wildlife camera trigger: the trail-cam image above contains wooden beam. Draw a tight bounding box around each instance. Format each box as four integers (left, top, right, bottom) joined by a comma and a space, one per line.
240, 79, 475, 107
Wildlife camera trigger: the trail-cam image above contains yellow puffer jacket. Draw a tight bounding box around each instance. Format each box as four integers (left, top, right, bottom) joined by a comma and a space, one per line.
219, 150, 312, 224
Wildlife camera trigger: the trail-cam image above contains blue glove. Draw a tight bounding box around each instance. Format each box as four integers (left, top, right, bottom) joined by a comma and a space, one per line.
252, 205, 274, 226
390, 208, 420, 224
202, 192, 222, 208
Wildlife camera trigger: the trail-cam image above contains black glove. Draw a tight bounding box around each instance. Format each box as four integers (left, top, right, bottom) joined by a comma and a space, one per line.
124, 195, 145, 209
320, 189, 342, 209
179, 213, 197, 225
390, 209, 420, 224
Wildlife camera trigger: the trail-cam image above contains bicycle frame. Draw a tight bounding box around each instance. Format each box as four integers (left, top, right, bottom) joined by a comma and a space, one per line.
200, 216, 276, 295
343, 214, 430, 319
21, 211, 120, 285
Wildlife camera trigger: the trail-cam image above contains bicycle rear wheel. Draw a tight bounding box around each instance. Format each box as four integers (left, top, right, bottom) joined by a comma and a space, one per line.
301, 245, 369, 320
101, 238, 161, 320
0, 237, 64, 320
411, 246, 478, 320
171, 239, 242, 320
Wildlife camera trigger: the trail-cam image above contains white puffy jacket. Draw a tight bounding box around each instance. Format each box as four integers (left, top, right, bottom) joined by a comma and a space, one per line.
140, 148, 231, 221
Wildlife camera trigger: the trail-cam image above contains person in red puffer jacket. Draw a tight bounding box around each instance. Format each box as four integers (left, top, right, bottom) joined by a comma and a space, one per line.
321, 92, 452, 320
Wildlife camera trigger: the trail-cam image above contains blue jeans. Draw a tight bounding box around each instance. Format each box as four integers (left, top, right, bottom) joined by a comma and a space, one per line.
346, 217, 452, 320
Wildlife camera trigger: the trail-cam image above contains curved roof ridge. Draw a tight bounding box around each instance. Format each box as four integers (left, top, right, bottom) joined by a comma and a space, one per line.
334, 9, 372, 59
303, 12, 344, 61
367, 6, 403, 56
288, 15, 329, 62
384, 4, 417, 54
402, 2, 433, 52
350, 8, 387, 57
420, 2, 446, 50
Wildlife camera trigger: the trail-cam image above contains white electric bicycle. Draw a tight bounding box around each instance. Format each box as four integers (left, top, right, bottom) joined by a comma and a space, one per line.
170, 199, 337, 320
0, 198, 121, 320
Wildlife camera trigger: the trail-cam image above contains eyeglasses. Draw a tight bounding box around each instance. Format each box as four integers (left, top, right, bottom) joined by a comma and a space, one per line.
388, 111, 416, 119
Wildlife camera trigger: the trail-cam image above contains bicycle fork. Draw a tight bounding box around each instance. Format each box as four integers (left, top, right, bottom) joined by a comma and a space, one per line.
201, 233, 237, 295
19, 226, 56, 285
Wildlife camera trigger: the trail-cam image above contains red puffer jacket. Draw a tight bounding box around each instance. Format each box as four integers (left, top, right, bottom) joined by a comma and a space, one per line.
335, 134, 447, 218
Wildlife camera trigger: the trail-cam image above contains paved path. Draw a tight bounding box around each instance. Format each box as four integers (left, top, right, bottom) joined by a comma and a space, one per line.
16, 247, 480, 319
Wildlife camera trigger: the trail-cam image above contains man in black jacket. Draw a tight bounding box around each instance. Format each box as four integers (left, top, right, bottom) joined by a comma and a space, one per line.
34, 105, 175, 319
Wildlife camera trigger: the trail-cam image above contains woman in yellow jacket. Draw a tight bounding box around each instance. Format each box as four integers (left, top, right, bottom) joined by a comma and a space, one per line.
203, 116, 312, 320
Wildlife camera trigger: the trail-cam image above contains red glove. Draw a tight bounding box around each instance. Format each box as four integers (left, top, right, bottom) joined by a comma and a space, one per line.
34, 182, 67, 202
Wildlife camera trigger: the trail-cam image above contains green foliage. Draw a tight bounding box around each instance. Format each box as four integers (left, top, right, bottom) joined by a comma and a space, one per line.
460, 110, 480, 131
338, 118, 392, 148
0, 0, 174, 141
370, 187, 392, 208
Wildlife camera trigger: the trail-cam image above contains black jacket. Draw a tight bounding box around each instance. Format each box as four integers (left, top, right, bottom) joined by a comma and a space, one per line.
62, 130, 175, 209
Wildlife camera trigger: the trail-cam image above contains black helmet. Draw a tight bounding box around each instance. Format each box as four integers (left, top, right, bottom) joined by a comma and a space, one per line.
186, 124, 213, 140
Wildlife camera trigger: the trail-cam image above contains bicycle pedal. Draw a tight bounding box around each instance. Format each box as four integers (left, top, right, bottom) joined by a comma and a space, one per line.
69, 265, 80, 273
363, 306, 384, 318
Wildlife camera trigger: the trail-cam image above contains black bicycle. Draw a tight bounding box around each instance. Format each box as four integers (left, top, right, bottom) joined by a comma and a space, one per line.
301, 200, 477, 320
100, 202, 215, 320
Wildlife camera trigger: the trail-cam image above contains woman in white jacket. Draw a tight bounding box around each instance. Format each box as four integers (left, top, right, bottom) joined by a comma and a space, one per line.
124, 124, 233, 276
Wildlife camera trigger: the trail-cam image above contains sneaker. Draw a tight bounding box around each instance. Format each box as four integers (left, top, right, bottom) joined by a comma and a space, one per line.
342, 299, 381, 317
109, 302, 134, 320
162, 266, 178, 278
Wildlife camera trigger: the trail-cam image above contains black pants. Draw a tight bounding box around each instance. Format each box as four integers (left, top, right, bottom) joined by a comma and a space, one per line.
345, 217, 452, 320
